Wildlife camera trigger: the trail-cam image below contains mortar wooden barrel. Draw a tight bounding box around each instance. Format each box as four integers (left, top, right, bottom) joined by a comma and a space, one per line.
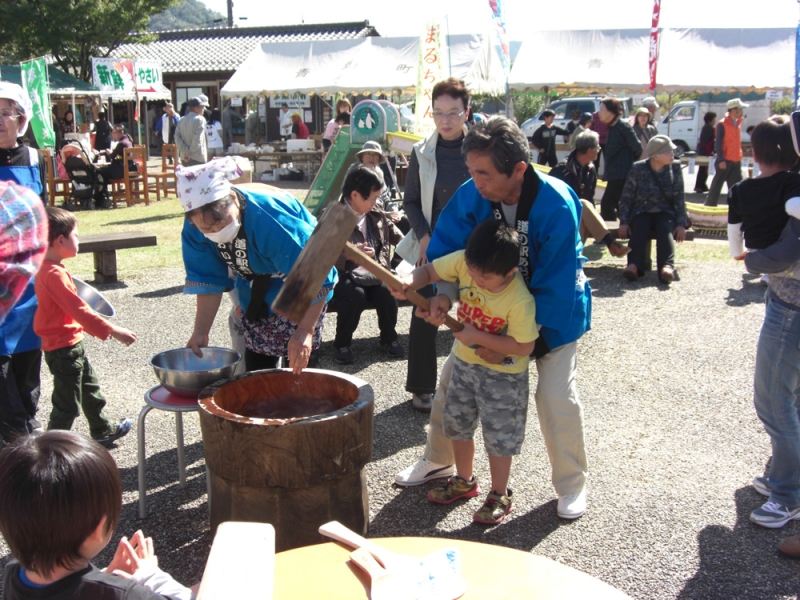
198, 368, 373, 552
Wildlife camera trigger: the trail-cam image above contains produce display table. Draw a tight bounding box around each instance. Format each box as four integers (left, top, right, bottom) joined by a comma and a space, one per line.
223, 151, 324, 181
273, 537, 631, 599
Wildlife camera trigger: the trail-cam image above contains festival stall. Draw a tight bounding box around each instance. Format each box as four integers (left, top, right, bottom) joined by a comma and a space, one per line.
508, 28, 796, 94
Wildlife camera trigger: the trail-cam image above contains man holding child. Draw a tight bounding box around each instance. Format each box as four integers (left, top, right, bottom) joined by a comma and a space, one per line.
395, 116, 592, 520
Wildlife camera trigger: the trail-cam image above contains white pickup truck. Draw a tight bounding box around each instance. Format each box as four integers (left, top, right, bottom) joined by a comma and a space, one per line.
656, 99, 771, 153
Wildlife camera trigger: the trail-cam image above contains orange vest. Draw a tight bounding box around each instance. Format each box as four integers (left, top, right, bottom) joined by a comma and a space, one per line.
719, 114, 743, 162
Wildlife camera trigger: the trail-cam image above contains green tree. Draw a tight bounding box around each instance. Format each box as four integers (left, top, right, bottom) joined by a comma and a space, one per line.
3, 0, 178, 82
149, 0, 226, 32
512, 94, 545, 123
771, 95, 795, 115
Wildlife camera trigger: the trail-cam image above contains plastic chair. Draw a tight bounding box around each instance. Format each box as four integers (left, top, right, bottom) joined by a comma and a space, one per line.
138, 385, 201, 518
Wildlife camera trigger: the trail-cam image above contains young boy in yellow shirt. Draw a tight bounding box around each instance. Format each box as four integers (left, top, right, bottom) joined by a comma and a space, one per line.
400, 220, 537, 524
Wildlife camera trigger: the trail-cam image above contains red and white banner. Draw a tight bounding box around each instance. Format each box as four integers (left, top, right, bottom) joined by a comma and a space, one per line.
648, 0, 661, 91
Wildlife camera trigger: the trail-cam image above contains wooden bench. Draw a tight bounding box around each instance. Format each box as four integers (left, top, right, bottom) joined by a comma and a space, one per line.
78, 231, 157, 283
604, 221, 695, 242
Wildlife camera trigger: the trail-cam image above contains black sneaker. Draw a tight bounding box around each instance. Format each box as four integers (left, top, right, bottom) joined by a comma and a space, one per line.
93, 418, 132, 447
334, 346, 354, 364
380, 340, 405, 358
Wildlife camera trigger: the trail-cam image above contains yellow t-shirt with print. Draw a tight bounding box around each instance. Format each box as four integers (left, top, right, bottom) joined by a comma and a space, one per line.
431, 250, 538, 374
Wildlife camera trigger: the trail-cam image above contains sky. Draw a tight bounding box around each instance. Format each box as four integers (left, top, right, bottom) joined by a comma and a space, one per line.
200, 0, 797, 41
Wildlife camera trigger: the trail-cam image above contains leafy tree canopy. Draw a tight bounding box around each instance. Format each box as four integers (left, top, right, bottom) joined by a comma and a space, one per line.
3, 0, 178, 81
149, 0, 226, 32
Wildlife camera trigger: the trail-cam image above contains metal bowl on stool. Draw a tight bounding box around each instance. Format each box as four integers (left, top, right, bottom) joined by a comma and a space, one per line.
73, 277, 115, 318
148, 347, 241, 397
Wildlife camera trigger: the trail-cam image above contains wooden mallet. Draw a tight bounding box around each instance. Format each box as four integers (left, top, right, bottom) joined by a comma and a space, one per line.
272, 201, 463, 332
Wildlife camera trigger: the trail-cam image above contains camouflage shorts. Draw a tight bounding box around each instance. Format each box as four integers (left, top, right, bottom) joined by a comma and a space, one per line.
443, 357, 529, 457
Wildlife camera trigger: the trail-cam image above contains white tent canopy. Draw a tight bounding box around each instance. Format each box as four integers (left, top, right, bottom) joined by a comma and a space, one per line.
221, 33, 507, 97
509, 28, 796, 93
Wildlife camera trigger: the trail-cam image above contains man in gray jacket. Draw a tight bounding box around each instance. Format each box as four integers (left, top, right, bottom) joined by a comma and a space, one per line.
175, 96, 208, 166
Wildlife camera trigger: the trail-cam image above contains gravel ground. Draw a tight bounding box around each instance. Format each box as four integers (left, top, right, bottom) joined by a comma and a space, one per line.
2, 248, 796, 599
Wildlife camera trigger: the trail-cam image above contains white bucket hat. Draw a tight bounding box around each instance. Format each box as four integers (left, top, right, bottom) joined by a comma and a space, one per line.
0, 82, 33, 136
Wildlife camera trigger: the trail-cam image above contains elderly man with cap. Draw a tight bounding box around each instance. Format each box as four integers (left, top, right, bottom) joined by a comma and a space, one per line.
0, 82, 49, 446
175, 96, 208, 166
705, 98, 748, 207
178, 158, 337, 374
617, 134, 689, 284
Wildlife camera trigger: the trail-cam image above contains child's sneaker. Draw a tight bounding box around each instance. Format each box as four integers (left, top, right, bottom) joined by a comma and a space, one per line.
473, 489, 514, 525
94, 418, 131, 448
427, 475, 480, 505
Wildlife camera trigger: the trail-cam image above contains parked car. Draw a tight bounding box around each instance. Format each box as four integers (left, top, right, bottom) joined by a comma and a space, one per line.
656, 99, 769, 152
521, 96, 633, 140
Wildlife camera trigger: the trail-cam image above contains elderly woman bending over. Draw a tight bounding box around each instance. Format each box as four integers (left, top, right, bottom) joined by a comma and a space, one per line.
617, 135, 688, 284
179, 159, 336, 373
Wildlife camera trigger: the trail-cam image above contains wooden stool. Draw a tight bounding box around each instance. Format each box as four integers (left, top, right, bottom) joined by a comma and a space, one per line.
137, 385, 201, 518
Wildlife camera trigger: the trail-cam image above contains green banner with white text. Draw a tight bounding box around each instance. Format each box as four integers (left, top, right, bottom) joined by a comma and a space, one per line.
20, 58, 56, 148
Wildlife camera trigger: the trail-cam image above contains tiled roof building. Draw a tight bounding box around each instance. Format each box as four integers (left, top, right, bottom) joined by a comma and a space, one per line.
113, 21, 378, 74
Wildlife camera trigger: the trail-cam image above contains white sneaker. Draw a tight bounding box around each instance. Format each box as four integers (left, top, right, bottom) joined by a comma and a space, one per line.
557, 489, 587, 519
394, 458, 454, 487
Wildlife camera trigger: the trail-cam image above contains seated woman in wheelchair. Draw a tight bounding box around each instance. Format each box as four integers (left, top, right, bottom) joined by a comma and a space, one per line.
617, 135, 689, 285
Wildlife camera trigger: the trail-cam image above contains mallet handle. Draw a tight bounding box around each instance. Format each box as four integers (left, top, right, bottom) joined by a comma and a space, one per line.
342, 243, 464, 332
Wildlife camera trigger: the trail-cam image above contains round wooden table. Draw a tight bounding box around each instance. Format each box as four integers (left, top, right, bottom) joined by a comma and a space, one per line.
273, 537, 631, 599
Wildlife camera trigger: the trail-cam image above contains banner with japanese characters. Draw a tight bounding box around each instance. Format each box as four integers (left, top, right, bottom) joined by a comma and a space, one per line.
268, 93, 311, 109
648, 0, 661, 91
92, 58, 136, 96
488, 0, 510, 74
20, 58, 56, 148
134, 61, 163, 95
415, 21, 446, 137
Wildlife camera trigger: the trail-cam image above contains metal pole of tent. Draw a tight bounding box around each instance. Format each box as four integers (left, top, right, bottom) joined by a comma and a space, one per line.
144, 98, 151, 159
72, 93, 76, 132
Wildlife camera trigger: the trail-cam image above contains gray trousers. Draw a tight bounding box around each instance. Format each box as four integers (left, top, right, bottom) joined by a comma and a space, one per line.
705, 159, 742, 207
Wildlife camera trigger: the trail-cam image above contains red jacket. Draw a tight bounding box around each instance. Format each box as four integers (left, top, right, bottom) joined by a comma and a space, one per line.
34, 260, 112, 352
293, 120, 309, 139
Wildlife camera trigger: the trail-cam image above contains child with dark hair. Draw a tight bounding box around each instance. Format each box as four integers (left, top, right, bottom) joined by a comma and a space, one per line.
0, 430, 194, 599
728, 118, 800, 258
330, 165, 405, 364
398, 220, 537, 525
531, 109, 570, 167
34, 207, 135, 446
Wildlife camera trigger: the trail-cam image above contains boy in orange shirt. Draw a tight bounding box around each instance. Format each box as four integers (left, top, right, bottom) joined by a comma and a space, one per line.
34, 207, 136, 446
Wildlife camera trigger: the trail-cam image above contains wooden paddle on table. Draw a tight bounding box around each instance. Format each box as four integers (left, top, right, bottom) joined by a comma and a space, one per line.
320, 521, 467, 600
272, 201, 463, 333
349, 548, 416, 600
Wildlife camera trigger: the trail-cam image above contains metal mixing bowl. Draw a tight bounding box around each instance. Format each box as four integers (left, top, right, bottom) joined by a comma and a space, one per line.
73, 277, 115, 318
149, 347, 242, 396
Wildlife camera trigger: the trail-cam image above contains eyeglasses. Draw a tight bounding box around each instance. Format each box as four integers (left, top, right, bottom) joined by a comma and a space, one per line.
432, 110, 466, 122
0, 111, 21, 121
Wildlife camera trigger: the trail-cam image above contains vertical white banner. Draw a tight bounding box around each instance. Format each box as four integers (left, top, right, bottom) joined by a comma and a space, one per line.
414, 21, 446, 137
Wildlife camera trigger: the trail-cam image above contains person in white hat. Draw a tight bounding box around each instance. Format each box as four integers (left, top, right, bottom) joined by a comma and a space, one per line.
705, 97, 749, 206
642, 96, 660, 124
0, 82, 50, 447
177, 158, 337, 373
